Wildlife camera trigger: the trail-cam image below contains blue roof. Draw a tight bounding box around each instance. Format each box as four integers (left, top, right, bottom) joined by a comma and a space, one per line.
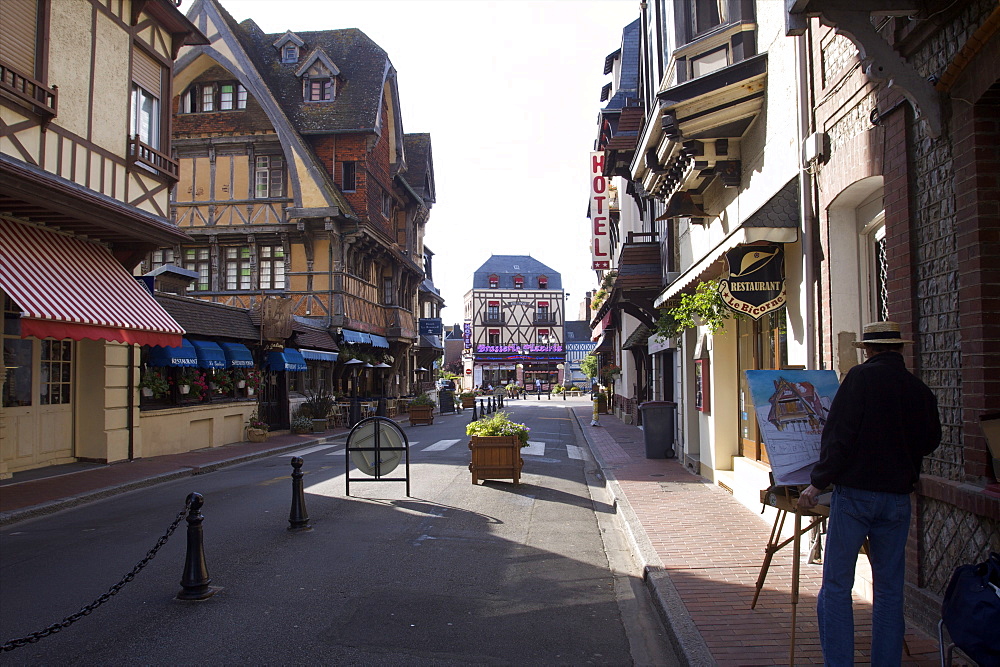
472, 255, 562, 289
603, 19, 641, 112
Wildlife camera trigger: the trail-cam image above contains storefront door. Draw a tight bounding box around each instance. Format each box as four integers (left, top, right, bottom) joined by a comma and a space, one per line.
1, 336, 75, 472
737, 309, 788, 465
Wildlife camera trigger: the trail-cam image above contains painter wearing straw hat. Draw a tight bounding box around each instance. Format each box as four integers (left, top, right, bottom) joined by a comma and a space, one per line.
798, 321, 941, 666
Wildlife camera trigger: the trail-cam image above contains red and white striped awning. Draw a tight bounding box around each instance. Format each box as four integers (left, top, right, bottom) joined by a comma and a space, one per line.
0, 218, 184, 347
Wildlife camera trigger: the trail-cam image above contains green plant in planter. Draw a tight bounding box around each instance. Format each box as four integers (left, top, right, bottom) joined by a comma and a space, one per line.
656, 279, 744, 338
580, 354, 599, 380
139, 367, 169, 398
246, 407, 269, 432
409, 393, 436, 408
466, 411, 531, 447
302, 388, 336, 420
459, 391, 476, 398
291, 416, 312, 432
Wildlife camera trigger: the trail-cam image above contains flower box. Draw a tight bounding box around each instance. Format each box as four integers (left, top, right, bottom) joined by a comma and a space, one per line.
468, 436, 523, 485
409, 404, 434, 426
246, 427, 268, 443
311, 418, 328, 433
461, 396, 477, 409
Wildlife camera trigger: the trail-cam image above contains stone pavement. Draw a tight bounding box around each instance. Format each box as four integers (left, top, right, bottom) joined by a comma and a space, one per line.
569, 405, 944, 666
0, 403, 946, 665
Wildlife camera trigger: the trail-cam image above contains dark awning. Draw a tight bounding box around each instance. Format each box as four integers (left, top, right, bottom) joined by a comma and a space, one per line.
369, 334, 389, 348
267, 348, 307, 372
341, 329, 371, 344
147, 338, 199, 367
300, 348, 339, 362
219, 342, 254, 368
190, 340, 226, 369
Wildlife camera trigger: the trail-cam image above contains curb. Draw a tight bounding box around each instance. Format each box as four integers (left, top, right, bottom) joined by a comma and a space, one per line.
570, 409, 716, 667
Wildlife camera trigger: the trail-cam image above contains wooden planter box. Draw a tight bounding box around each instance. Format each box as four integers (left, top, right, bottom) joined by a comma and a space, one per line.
409, 404, 435, 426
461, 396, 477, 409
468, 436, 523, 485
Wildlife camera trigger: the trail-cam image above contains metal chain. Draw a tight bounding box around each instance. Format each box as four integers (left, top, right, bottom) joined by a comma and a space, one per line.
1, 499, 192, 652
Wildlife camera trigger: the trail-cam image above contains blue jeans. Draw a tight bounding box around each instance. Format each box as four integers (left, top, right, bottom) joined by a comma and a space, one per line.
817, 485, 911, 666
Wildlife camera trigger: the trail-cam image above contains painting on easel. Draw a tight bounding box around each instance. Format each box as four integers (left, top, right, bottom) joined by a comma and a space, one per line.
744, 370, 841, 486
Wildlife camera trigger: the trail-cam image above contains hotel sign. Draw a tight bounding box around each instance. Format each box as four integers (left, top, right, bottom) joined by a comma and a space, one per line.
719, 244, 786, 320
590, 151, 611, 270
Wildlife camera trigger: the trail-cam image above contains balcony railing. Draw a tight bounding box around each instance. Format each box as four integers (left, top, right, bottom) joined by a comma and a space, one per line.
483, 315, 506, 325
0, 62, 57, 122
534, 314, 557, 324
128, 134, 179, 181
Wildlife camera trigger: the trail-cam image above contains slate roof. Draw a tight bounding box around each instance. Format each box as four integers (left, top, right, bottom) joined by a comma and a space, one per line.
472, 255, 562, 289
292, 323, 339, 351
154, 293, 259, 341
602, 19, 641, 112
744, 178, 800, 228
444, 324, 463, 340
615, 243, 662, 290
564, 320, 593, 343
226, 18, 390, 134
403, 134, 434, 203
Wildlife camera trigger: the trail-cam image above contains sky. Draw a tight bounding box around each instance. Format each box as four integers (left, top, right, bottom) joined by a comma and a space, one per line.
223, 0, 642, 325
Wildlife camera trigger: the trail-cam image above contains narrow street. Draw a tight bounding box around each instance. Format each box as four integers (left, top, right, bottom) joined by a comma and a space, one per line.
0, 399, 677, 665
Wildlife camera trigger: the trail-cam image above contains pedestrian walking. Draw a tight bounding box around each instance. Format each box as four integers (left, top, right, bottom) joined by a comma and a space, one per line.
534, 378, 541, 394
798, 321, 941, 666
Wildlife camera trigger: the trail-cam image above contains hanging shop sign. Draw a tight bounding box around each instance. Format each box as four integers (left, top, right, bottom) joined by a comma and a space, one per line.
719, 244, 786, 320
419, 318, 443, 336
590, 151, 611, 270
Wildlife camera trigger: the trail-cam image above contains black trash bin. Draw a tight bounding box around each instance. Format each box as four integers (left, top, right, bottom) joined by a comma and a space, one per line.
638, 401, 676, 459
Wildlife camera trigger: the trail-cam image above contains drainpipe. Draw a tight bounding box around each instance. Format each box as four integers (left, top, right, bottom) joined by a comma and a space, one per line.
127, 344, 135, 460
795, 30, 817, 369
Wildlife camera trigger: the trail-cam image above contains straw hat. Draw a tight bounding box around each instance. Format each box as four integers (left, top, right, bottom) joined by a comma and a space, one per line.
853, 321, 913, 347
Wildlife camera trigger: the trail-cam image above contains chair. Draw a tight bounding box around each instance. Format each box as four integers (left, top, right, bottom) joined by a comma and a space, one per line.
386, 399, 398, 418
329, 404, 347, 428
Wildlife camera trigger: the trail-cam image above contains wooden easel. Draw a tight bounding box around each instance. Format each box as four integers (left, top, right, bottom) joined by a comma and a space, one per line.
752, 486, 828, 666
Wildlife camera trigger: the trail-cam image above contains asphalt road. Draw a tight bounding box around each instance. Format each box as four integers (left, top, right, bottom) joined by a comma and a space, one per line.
0, 399, 677, 665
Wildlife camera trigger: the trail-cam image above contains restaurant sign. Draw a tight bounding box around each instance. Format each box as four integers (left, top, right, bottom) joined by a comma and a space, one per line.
719, 244, 786, 320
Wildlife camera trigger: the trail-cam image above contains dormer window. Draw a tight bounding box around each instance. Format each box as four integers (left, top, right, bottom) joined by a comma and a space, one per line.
538, 275, 548, 289
488, 274, 499, 288
274, 31, 306, 64
295, 49, 341, 104
513, 275, 524, 289
307, 78, 333, 102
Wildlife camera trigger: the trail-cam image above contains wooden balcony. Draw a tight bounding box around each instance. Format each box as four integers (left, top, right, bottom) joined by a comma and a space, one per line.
128, 135, 179, 182
0, 62, 57, 123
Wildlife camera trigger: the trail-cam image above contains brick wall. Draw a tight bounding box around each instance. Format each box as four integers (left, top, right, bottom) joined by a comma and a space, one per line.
172, 66, 274, 136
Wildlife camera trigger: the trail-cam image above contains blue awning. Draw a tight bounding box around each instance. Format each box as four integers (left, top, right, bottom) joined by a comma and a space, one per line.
341, 329, 371, 344
219, 342, 254, 368
369, 335, 389, 348
300, 348, 339, 362
267, 348, 308, 372
190, 340, 227, 369
147, 338, 198, 367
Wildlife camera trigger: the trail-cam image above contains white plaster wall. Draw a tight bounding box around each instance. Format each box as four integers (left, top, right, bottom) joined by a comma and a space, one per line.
48, 0, 94, 143
91, 12, 130, 158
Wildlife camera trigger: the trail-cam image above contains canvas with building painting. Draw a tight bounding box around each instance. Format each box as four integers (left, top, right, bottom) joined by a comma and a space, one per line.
744, 370, 841, 486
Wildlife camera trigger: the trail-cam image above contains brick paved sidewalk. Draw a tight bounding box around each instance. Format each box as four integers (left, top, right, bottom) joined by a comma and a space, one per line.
571, 405, 943, 666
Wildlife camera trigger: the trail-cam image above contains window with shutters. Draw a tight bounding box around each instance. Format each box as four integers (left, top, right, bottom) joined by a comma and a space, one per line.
254, 156, 285, 198
307, 78, 333, 102
0, 0, 55, 118
130, 47, 162, 148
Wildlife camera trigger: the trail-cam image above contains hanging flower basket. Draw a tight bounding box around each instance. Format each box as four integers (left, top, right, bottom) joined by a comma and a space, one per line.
179, 384, 191, 395
141, 387, 153, 398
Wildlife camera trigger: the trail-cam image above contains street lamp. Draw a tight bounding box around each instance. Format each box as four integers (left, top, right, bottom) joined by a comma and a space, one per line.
344, 358, 364, 426
374, 362, 391, 416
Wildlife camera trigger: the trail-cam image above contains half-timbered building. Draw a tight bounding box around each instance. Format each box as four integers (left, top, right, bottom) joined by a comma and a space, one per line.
0, 0, 206, 478
464, 256, 565, 391
158, 0, 438, 402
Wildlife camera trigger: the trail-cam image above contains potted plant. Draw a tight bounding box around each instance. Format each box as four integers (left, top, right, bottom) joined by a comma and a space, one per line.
302, 388, 336, 432
139, 368, 169, 399
459, 391, 477, 409
466, 411, 530, 485
232, 368, 247, 389
245, 368, 264, 396
213, 369, 235, 395
246, 409, 269, 442
291, 415, 313, 434
408, 392, 436, 426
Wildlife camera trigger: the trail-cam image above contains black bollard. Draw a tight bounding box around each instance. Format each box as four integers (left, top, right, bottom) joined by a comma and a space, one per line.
471, 399, 478, 422
479, 399, 485, 416
288, 457, 311, 531
537, 389, 541, 400
548, 389, 551, 400
177, 492, 217, 600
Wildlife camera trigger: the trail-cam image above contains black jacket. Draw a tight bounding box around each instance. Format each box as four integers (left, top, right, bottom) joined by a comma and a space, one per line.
810, 351, 941, 494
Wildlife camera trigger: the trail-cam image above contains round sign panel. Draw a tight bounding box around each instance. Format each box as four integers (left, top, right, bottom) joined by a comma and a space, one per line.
348, 417, 406, 476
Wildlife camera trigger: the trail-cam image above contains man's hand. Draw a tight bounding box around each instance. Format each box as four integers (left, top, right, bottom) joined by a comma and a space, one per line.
797, 484, 821, 509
